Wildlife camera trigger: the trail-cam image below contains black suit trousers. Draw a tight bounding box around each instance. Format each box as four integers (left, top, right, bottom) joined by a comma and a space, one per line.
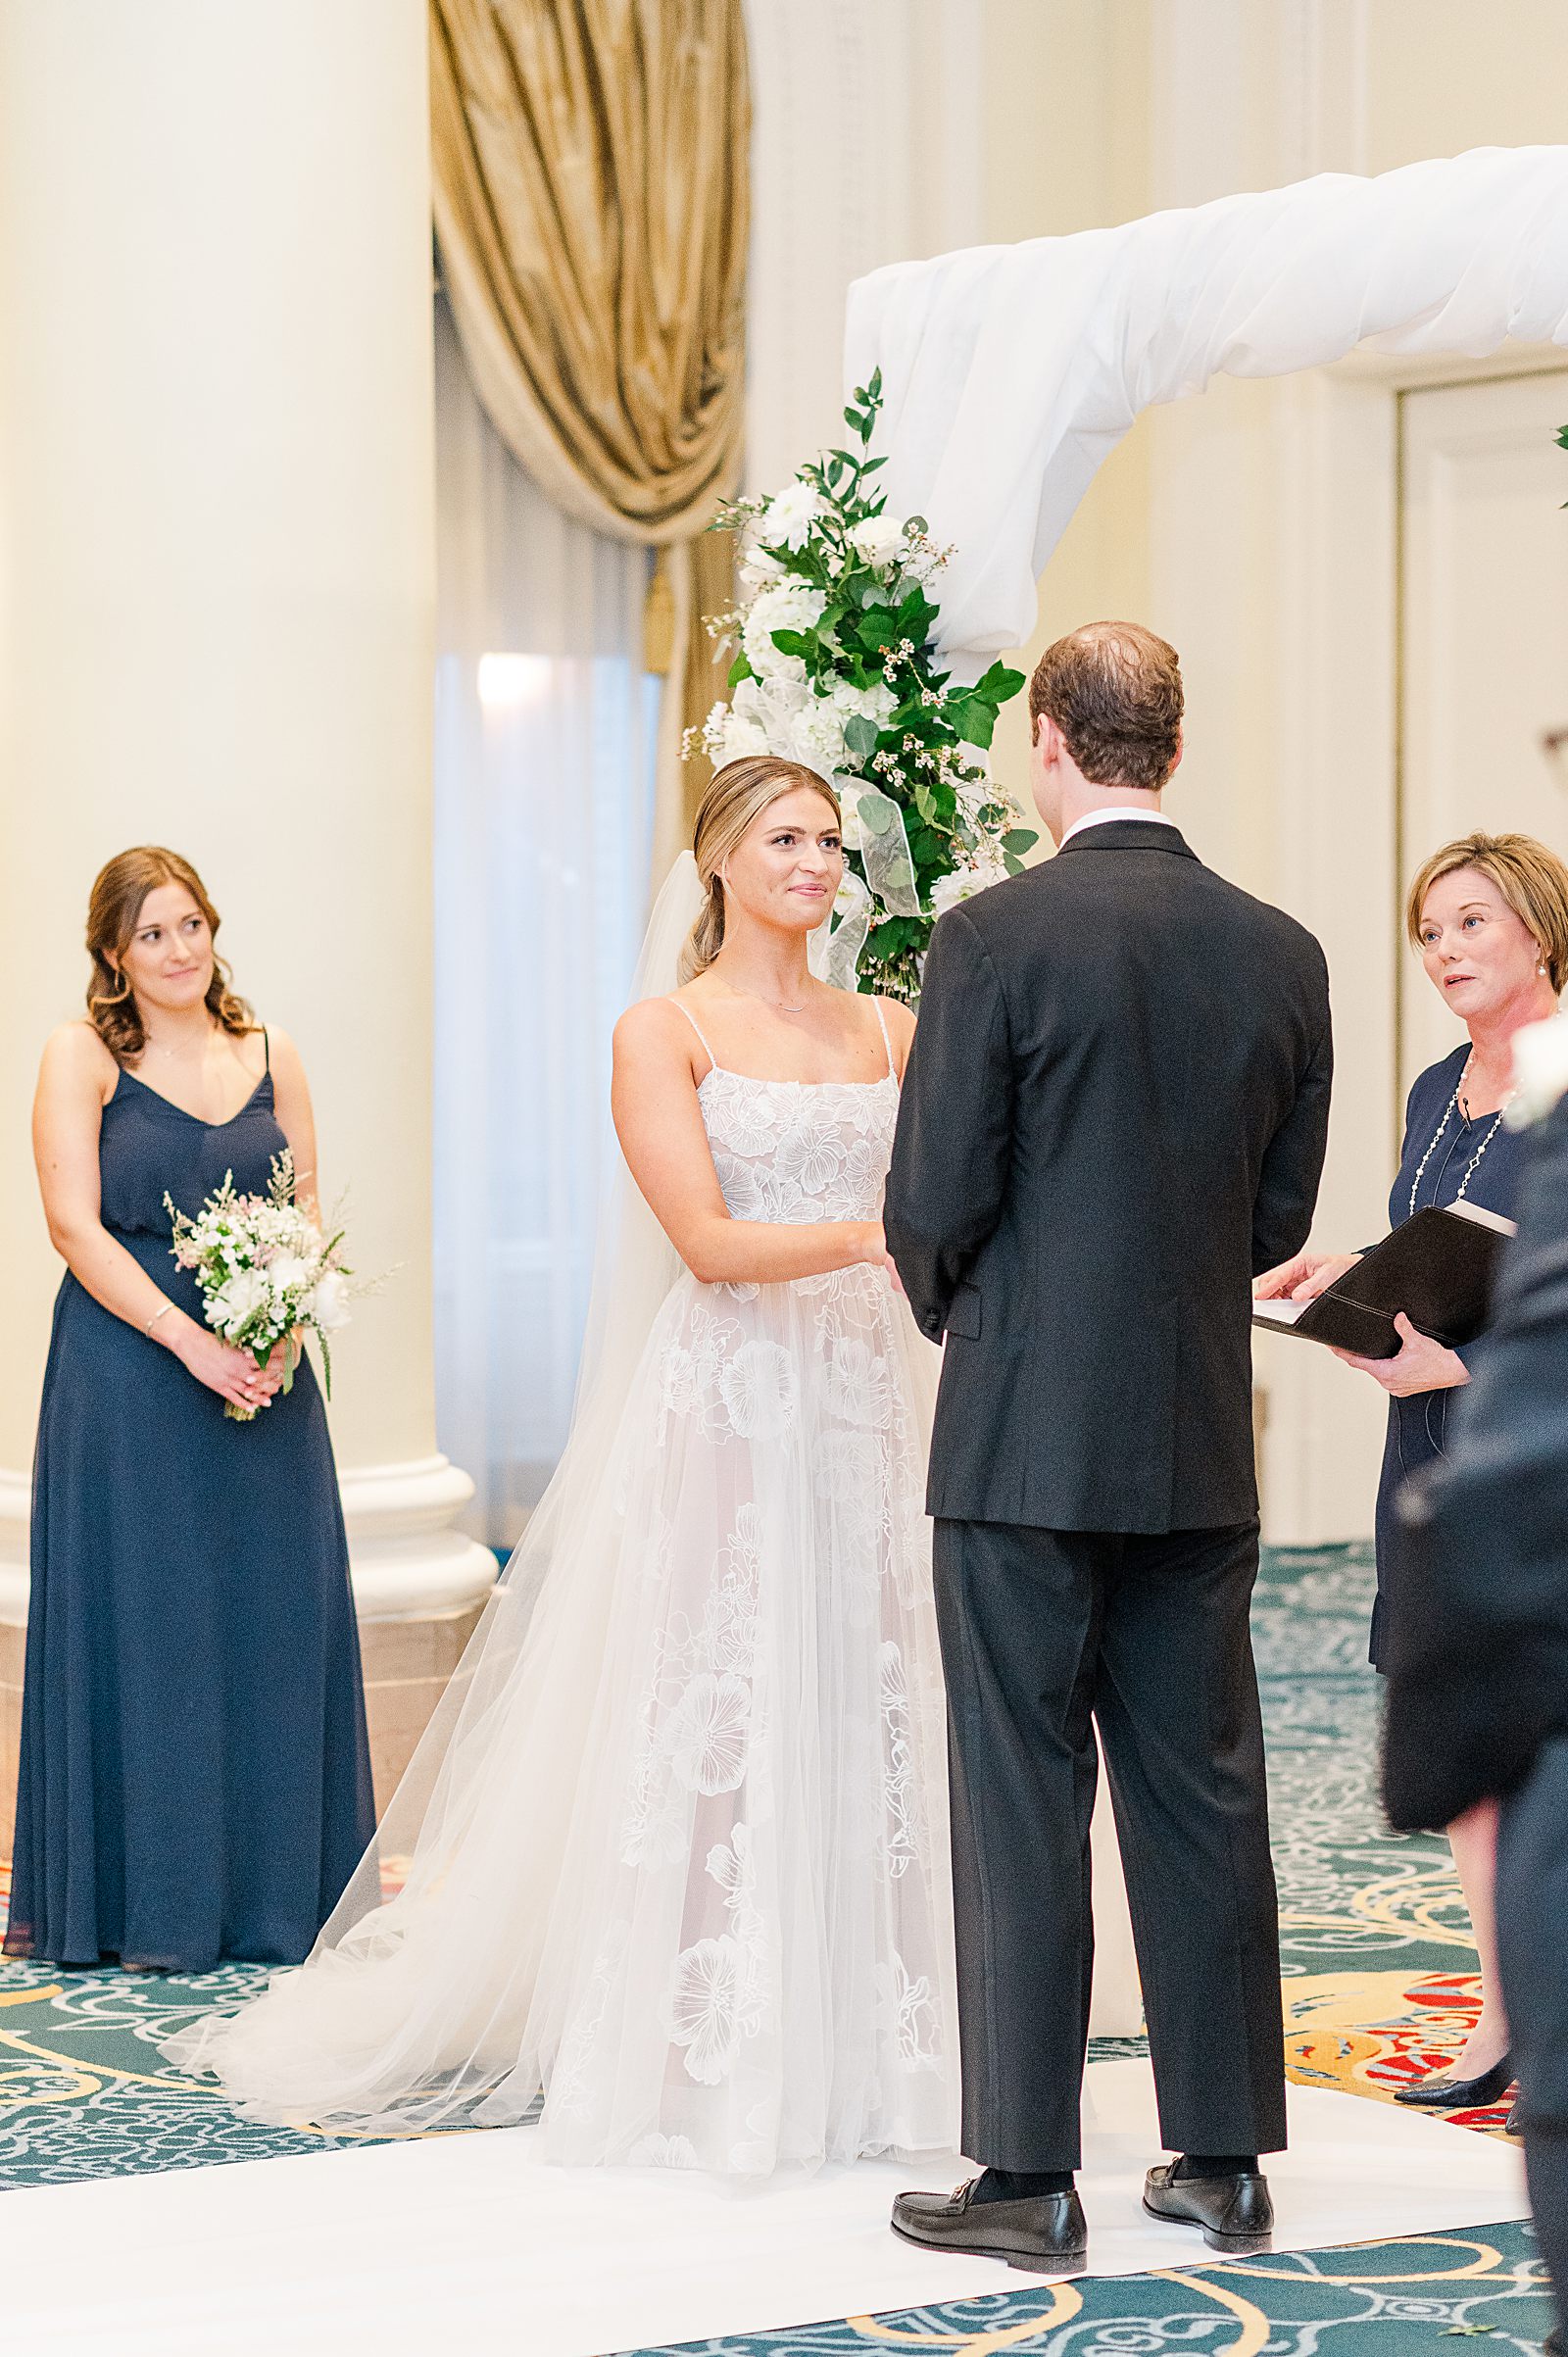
1496, 1736, 1568, 2339
932, 1517, 1288, 2171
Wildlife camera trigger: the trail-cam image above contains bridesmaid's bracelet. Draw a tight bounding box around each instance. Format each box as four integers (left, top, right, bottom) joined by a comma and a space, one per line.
144, 1303, 173, 1340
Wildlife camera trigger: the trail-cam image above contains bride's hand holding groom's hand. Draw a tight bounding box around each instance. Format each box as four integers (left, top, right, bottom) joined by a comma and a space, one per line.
859, 1221, 904, 1291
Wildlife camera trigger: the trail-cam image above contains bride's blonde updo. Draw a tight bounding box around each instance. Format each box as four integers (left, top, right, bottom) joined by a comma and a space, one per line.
678, 756, 842, 984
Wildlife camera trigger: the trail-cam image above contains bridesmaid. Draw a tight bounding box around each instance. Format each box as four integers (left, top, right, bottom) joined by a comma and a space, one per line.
1258, 830, 1568, 2113
6, 847, 374, 1972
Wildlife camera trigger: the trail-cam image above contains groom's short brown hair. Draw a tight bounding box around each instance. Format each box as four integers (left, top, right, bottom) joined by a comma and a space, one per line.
1029, 621, 1184, 793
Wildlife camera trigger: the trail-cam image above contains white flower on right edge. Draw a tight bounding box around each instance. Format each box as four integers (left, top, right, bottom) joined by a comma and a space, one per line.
929, 859, 1007, 919
1507, 1010, 1568, 1127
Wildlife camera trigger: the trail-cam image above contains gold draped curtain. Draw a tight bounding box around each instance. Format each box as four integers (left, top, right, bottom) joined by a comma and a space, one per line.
430, 0, 750, 857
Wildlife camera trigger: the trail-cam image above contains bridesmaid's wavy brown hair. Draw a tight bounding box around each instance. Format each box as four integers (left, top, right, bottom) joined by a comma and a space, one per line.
86, 848, 253, 1063
679, 758, 842, 984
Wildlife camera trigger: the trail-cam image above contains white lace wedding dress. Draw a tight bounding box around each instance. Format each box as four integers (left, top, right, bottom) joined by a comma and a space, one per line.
165, 993, 959, 2175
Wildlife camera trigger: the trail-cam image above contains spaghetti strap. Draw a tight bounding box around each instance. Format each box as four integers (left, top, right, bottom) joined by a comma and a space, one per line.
263, 1027, 271, 1077
669, 999, 717, 1074
871, 997, 895, 1080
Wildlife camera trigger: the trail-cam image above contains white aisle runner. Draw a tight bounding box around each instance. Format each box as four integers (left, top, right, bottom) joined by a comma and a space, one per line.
11, 2061, 1526, 2357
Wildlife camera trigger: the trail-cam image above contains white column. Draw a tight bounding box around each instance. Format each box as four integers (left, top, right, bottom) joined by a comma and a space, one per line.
0, 4, 495, 1649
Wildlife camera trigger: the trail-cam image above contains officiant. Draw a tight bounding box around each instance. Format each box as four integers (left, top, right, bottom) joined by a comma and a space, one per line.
1257, 828, 1568, 2113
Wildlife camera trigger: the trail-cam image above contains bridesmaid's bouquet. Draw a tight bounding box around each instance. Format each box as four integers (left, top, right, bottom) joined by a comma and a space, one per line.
165, 1151, 354, 1421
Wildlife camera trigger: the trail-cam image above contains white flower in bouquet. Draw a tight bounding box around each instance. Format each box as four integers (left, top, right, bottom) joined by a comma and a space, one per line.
741, 579, 827, 682
929, 859, 1007, 918
738, 530, 786, 588
208, 1266, 269, 1338
849, 513, 910, 572
306, 1270, 353, 1331
267, 1249, 310, 1298
759, 477, 822, 551
166, 1150, 365, 1422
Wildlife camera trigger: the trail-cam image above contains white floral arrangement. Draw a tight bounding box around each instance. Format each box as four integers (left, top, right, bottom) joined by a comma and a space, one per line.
692, 371, 1035, 1001
165, 1151, 355, 1420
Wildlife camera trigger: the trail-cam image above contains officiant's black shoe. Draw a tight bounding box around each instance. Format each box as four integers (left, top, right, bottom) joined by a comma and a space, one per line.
1394, 2053, 1514, 2111
891, 2179, 1088, 2274
1144, 2161, 1274, 2254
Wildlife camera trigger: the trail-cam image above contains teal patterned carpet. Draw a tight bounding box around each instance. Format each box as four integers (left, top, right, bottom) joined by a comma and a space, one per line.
0, 1545, 1550, 2356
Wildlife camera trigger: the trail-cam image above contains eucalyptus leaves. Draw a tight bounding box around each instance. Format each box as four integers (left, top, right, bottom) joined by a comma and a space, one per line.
696, 373, 1034, 1001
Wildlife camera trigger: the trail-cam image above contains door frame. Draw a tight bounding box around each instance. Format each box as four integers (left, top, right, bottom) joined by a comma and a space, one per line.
1256, 340, 1566, 1540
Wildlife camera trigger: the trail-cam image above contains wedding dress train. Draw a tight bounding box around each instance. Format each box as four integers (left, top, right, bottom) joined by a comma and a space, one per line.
165, 982, 961, 2174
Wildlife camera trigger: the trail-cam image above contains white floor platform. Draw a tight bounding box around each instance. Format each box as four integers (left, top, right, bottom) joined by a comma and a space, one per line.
11, 2060, 1527, 2357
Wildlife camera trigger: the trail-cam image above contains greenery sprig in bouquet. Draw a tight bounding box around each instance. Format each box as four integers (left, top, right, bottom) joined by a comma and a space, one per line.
166, 1151, 354, 1421
694, 371, 1034, 1001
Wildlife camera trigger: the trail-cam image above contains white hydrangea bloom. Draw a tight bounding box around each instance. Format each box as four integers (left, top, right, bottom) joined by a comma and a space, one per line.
741, 579, 828, 682
824, 675, 897, 733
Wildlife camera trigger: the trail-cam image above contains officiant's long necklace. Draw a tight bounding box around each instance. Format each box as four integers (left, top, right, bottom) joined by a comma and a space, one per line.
1408, 1054, 1510, 1216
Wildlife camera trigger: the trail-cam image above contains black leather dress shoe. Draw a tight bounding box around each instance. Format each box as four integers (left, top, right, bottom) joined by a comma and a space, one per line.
891, 2178, 1088, 2274
1144, 2161, 1274, 2253
1394, 2054, 1514, 2110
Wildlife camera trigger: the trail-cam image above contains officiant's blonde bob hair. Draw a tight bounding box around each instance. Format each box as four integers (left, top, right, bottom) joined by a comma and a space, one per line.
1405, 832, 1568, 994
679, 757, 842, 983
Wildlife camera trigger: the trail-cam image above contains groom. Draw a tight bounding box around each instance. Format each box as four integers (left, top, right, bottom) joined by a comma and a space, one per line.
885, 621, 1332, 2271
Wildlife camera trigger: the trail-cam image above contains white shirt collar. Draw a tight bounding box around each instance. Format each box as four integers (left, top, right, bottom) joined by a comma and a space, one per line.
1058, 806, 1179, 851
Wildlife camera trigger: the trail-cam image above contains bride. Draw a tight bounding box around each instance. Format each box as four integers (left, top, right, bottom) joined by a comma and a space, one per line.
166, 754, 960, 2175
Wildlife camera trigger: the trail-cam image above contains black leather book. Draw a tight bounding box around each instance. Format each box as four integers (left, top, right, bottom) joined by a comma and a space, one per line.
1251, 1201, 1516, 1359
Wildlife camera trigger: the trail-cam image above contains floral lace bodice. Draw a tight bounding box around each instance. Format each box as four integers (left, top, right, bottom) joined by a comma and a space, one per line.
699, 1067, 899, 1226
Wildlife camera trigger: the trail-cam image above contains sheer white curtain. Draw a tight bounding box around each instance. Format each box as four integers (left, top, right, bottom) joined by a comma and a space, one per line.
432, 299, 660, 1547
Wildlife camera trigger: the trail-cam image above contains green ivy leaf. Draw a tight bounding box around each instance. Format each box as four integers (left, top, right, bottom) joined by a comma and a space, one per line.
1003, 828, 1038, 855
950, 697, 998, 750
770, 628, 816, 659
727, 652, 755, 689
842, 713, 879, 763
856, 610, 899, 651
970, 660, 1027, 706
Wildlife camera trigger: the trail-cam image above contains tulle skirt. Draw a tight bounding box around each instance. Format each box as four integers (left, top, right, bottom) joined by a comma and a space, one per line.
164, 1261, 959, 2175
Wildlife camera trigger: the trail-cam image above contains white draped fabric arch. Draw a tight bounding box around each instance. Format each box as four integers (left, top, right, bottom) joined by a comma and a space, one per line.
846, 144, 1568, 664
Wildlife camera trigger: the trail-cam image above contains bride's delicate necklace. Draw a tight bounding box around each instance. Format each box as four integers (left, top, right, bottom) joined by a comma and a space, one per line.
1408, 1053, 1512, 1216
730, 982, 810, 1015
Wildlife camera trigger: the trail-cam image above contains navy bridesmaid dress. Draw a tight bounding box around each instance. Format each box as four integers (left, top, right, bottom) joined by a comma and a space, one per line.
6, 1036, 375, 1971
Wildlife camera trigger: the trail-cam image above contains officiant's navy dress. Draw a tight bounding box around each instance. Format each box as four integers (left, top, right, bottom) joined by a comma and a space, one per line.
6, 1045, 374, 1971
1371, 1042, 1529, 1669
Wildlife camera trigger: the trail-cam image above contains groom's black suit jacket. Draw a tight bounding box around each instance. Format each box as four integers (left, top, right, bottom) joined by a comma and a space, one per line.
885, 820, 1333, 1534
